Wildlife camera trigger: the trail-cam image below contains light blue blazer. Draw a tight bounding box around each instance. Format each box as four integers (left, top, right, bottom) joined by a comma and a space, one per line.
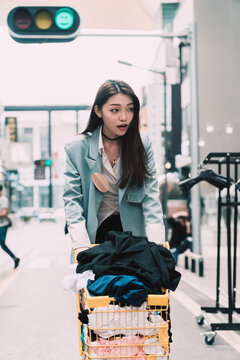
63, 126, 164, 246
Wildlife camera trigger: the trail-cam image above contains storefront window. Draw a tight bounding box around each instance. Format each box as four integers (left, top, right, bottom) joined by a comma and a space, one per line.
39, 186, 49, 208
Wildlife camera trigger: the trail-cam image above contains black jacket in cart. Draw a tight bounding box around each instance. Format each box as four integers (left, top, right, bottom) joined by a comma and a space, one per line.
76, 230, 181, 293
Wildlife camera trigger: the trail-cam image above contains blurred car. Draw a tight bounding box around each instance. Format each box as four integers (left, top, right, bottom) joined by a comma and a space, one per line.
38, 209, 56, 223
17, 207, 38, 222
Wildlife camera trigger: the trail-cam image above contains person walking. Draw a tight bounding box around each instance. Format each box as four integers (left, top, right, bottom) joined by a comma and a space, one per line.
0, 185, 20, 268
63, 79, 165, 254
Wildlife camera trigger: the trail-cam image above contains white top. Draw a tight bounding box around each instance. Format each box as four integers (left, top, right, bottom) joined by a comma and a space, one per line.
0, 195, 9, 227
97, 128, 120, 227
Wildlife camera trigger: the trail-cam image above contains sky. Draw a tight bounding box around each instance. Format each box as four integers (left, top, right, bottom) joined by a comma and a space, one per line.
0, 26, 160, 107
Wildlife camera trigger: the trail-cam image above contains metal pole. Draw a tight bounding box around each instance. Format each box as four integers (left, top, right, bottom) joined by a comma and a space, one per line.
226, 154, 233, 323
232, 161, 238, 308
79, 29, 188, 39
48, 111, 53, 208
189, 22, 201, 255
76, 110, 79, 134
162, 73, 168, 239
216, 163, 222, 309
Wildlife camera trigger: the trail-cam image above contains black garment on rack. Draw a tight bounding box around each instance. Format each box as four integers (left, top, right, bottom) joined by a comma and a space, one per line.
236, 179, 240, 191
76, 230, 181, 293
179, 169, 233, 193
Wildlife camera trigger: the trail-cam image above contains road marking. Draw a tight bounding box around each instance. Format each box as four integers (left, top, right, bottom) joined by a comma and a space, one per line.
0, 269, 21, 297
172, 288, 240, 353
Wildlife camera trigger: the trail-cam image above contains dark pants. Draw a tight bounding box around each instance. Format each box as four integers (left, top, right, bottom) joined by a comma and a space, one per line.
171, 237, 193, 265
96, 214, 123, 244
0, 225, 16, 260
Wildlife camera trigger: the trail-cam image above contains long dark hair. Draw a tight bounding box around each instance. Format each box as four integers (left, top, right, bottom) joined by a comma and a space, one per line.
82, 79, 150, 188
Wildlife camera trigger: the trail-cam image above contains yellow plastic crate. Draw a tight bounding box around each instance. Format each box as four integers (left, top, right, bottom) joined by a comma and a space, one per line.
74, 243, 171, 359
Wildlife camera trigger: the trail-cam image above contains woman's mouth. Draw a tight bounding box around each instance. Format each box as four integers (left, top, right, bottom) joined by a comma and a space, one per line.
117, 124, 127, 131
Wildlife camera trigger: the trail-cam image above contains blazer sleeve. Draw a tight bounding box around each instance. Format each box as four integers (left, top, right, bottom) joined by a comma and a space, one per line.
63, 144, 91, 250
141, 135, 165, 245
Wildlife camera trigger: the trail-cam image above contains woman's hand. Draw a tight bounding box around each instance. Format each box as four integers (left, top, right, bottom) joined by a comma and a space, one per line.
75, 246, 90, 255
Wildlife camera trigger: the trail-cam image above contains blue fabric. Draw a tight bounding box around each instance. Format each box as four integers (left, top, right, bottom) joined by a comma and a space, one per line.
87, 275, 148, 306
0, 225, 15, 259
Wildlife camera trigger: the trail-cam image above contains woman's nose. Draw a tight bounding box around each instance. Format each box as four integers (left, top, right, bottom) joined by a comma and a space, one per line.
120, 111, 127, 120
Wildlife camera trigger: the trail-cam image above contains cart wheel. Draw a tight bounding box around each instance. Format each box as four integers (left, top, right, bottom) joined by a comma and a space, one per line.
204, 334, 215, 345
196, 315, 204, 326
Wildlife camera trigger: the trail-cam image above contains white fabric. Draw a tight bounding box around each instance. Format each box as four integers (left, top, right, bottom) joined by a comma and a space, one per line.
144, 337, 166, 357
63, 270, 95, 293
97, 128, 120, 227
68, 221, 91, 250
146, 223, 165, 245
0, 195, 9, 227
88, 303, 165, 338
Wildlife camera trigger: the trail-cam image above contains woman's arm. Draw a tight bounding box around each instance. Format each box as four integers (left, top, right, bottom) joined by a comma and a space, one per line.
0, 208, 7, 218
141, 135, 165, 245
63, 144, 91, 251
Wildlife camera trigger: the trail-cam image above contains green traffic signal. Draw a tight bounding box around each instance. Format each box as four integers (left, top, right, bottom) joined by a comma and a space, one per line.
7, 6, 80, 43
44, 159, 52, 166
34, 159, 52, 166
55, 8, 75, 30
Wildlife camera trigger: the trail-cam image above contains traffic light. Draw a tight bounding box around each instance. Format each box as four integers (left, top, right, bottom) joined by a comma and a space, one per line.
6, 169, 19, 182
7, 6, 80, 43
34, 159, 52, 166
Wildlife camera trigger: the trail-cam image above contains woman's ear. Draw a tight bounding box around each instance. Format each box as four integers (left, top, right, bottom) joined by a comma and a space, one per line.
94, 105, 102, 118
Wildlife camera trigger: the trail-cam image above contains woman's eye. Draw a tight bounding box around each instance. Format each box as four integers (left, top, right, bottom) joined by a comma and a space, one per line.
111, 109, 118, 113
128, 108, 134, 112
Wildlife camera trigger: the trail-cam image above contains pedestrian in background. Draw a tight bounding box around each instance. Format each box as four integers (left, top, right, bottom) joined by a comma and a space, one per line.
63, 79, 165, 254
0, 185, 20, 268
168, 210, 193, 265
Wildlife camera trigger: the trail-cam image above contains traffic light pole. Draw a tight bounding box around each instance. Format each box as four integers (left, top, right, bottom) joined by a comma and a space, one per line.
48, 110, 53, 208
162, 72, 168, 240
189, 22, 201, 255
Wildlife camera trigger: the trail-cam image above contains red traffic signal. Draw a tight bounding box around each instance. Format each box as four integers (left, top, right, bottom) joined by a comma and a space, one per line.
7, 6, 80, 43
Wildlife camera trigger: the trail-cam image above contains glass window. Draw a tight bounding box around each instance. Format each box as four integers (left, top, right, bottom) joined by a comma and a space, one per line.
21, 186, 33, 207
39, 186, 49, 208
40, 127, 49, 159
162, 3, 179, 33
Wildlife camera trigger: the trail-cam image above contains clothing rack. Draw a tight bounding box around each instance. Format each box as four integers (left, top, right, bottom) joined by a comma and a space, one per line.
200, 152, 240, 331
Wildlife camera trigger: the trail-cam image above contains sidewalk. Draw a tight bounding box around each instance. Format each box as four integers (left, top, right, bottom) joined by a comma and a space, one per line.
177, 223, 240, 305
171, 222, 240, 352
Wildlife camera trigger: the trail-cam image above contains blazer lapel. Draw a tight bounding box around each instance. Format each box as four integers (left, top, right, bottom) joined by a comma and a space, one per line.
83, 127, 104, 212
118, 149, 129, 204
84, 127, 102, 174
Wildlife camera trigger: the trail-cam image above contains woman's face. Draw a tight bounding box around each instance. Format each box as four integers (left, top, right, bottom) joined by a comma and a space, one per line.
95, 93, 134, 138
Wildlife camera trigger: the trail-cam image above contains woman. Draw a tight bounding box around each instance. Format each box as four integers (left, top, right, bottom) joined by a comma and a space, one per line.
63, 80, 165, 254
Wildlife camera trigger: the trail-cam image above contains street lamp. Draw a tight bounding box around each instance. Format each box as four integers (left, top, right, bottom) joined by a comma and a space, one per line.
117, 59, 168, 239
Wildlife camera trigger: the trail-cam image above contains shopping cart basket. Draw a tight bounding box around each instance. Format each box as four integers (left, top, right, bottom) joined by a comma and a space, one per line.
74, 245, 171, 360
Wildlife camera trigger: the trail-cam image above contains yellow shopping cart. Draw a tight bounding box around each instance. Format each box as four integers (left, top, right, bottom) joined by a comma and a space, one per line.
74, 243, 171, 360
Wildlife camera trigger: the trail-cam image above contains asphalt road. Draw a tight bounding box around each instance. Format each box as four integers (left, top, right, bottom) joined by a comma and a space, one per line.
0, 219, 240, 360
